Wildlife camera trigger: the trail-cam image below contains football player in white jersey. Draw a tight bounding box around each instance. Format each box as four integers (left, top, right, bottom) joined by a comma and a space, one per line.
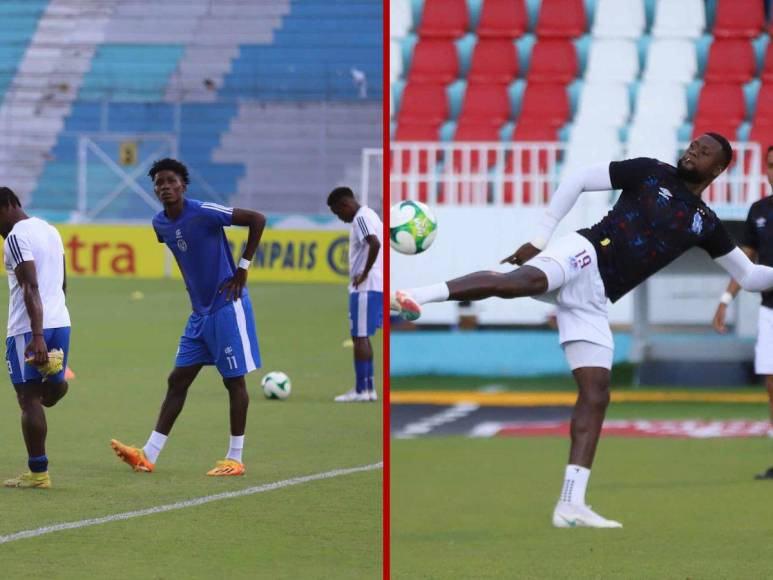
328, 187, 383, 402
0, 187, 71, 489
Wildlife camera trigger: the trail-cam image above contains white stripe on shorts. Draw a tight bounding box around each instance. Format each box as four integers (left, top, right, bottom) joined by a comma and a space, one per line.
14, 335, 25, 383
357, 292, 368, 337
232, 300, 257, 373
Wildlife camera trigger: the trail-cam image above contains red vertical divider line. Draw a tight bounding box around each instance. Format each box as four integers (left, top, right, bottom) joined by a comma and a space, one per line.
382, 0, 391, 578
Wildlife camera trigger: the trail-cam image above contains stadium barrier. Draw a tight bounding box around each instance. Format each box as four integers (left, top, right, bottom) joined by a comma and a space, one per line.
0, 225, 349, 283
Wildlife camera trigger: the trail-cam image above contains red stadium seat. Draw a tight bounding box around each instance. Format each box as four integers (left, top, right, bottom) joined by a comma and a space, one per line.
408, 40, 459, 84
517, 83, 570, 129
394, 122, 442, 141
505, 123, 561, 204
691, 83, 745, 139
762, 42, 773, 82
527, 39, 578, 83
704, 39, 756, 83
535, 0, 587, 38
458, 83, 511, 127
753, 83, 773, 125
397, 83, 448, 126
712, 0, 764, 38
477, 0, 527, 39
418, 0, 469, 38
392, 123, 443, 203
467, 40, 519, 84
745, 123, 773, 201
452, 121, 502, 170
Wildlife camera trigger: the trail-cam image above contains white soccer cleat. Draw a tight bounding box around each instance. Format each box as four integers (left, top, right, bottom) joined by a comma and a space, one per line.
367, 389, 378, 402
552, 503, 623, 529
767, 427, 773, 439
334, 389, 370, 402
391, 290, 421, 321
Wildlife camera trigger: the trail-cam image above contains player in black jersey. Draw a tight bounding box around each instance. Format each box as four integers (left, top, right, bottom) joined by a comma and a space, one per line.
392, 133, 773, 527
711, 145, 773, 479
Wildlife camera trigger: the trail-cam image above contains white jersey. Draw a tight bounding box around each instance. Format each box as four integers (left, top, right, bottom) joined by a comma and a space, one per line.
4, 217, 70, 337
349, 206, 383, 293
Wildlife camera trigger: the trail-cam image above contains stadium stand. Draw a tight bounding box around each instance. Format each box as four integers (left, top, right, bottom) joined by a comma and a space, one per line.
0, 0, 381, 220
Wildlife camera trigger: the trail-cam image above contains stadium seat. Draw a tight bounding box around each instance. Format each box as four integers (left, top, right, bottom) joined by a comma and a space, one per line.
390, 40, 402, 83
506, 122, 563, 204
574, 82, 630, 127
451, 122, 502, 173
517, 83, 570, 129
626, 124, 679, 164
391, 0, 412, 38
467, 40, 519, 84
418, 0, 469, 38
761, 41, 773, 82
458, 83, 511, 127
477, 0, 527, 39
692, 83, 746, 138
753, 83, 773, 126
631, 81, 687, 129
527, 39, 578, 83
585, 39, 639, 82
591, 0, 646, 40
704, 39, 756, 84
651, 0, 705, 39
397, 83, 449, 126
712, 0, 764, 39
535, 0, 587, 38
408, 40, 459, 84
643, 39, 697, 83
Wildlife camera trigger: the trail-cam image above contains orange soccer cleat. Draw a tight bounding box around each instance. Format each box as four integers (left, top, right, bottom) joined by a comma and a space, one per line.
206, 459, 245, 476
110, 439, 154, 473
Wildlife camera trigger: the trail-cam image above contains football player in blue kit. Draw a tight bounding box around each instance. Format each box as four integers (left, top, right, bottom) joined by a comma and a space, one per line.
111, 158, 266, 476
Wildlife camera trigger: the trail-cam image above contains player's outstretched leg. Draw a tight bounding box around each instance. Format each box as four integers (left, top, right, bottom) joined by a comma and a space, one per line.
111, 364, 202, 473
207, 375, 248, 476
5, 383, 51, 489
553, 366, 621, 528
336, 337, 375, 402
392, 266, 549, 320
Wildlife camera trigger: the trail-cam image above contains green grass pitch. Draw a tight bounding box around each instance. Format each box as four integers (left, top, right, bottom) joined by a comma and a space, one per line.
0, 278, 382, 579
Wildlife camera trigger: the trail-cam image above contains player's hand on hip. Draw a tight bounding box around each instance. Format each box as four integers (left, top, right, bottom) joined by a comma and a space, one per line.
501, 243, 540, 266
219, 269, 247, 301
712, 303, 728, 334
353, 272, 367, 288
25, 335, 49, 366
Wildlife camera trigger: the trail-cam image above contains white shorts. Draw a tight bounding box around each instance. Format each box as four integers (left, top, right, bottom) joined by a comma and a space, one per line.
526, 232, 613, 352
755, 306, 773, 374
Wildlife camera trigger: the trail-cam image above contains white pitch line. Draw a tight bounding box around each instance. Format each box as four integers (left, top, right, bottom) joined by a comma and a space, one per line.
0, 462, 382, 545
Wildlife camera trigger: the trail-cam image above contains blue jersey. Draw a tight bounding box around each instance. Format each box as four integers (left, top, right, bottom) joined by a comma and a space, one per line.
153, 198, 237, 315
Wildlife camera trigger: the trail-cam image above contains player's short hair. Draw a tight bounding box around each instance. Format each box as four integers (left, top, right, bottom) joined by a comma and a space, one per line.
705, 132, 733, 168
767, 144, 773, 156
327, 186, 355, 207
149, 158, 190, 186
0, 187, 21, 209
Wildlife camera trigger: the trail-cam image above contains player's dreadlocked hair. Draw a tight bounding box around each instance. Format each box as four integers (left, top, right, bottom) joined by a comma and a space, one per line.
0, 187, 21, 209
706, 132, 733, 169
327, 186, 355, 207
149, 158, 190, 186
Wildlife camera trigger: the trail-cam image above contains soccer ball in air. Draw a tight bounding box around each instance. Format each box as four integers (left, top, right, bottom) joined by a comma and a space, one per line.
261, 371, 292, 400
389, 200, 438, 255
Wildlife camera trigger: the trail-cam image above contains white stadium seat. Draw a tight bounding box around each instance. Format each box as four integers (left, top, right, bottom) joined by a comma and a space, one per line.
631, 81, 687, 128
585, 39, 639, 83
390, 40, 402, 83
574, 82, 631, 127
625, 124, 680, 164
651, 0, 705, 39
643, 39, 697, 84
591, 0, 646, 40
563, 123, 623, 174
391, 0, 412, 38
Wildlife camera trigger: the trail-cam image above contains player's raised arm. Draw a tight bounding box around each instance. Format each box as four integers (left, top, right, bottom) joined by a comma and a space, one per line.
713, 245, 756, 333
501, 162, 613, 265
714, 247, 773, 293
220, 208, 266, 301
14, 260, 47, 365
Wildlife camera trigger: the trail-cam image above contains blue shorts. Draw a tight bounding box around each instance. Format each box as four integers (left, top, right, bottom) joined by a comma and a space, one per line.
6, 327, 71, 385
349, 291, 383, 338
175, 296, 261, 378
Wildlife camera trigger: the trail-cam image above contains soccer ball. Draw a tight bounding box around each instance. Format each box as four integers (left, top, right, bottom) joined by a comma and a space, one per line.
261, 371, 291, 400
389, 200, 438, 255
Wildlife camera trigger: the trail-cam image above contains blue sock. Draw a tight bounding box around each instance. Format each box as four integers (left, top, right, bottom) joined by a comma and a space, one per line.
28, 454, 48, 473
354, 359, 369, 393
365, 359, 374, 391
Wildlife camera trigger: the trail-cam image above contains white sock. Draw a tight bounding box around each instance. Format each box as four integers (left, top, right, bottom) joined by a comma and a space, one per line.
409, 282, 450, 305
142, 430, 167, 464
559, 464, 590, 505
226, 435, 245, 463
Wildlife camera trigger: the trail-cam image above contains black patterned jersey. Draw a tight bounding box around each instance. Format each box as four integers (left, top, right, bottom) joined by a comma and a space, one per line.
577, 157, 735, 303
742, 195, 773, 308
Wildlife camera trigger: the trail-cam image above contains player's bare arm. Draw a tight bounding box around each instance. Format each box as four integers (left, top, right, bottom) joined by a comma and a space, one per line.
15, 260, 48, 365
713, 245, 757, 333
219, 208, 266, 301
354, 234, 381, 288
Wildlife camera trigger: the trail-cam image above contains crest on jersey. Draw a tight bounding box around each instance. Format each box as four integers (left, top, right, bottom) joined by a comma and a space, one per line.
175, 228, 187, 252
691, 212, 703, 235
657, 187, 672, 200
757, 217, 767, 229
